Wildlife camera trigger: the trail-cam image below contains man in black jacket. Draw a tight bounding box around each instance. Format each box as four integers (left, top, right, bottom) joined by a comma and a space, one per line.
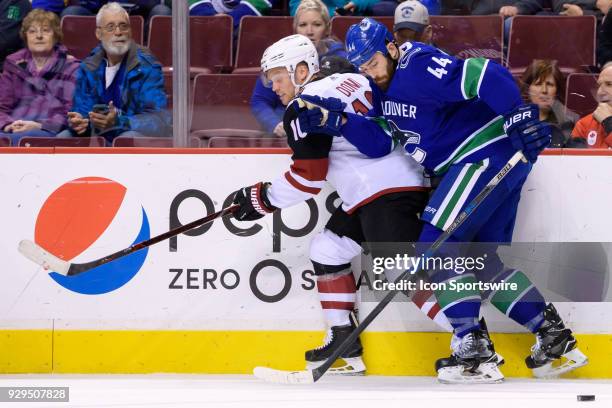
597, 0, 612, 67
0, 0, 31, 71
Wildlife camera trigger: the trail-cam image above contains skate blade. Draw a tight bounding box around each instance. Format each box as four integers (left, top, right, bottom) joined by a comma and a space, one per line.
253, 366, 315, 384
490, 352, 505, 367
532, 348, 589, 378
306, 357, 366, 376
438, 362, 505, 384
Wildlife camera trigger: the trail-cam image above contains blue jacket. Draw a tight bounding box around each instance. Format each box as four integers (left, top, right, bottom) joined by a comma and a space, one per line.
250, 40, 347, 134
72, 42, 171, 139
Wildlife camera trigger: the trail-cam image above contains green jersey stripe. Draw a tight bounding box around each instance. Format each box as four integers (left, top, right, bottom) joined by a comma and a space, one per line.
434, 116, 505, 175
441, 159, 489, 231
430, 164, 472, 227
433, 164, 478, 228
462, 58, 487, 100
490, 270, 534, 315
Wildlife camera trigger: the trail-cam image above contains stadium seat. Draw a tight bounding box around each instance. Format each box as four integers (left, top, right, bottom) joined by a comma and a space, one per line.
208, 136, 289, 148
331, 16, 393, 44
61, 15, 144, 60
148, 15, 233, 75
0, 136, 10, 147
331, 16, 503, 63
112, 137, 174, 147
565, 73, 599, 118
18, 137, 106, 147
507, 16, 596, 74
191, 74, 266, 140
163, 72, 173, 110
189, 136, 204, 147
430, 16, 503, 63
233, 16, 294, 74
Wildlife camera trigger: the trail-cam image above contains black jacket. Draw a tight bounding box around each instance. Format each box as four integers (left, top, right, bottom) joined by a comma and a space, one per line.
0, 0, 31, 71
598, 10, 612, 68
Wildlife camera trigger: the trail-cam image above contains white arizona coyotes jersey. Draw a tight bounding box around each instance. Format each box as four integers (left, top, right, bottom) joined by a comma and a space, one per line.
267, 73, 427, 213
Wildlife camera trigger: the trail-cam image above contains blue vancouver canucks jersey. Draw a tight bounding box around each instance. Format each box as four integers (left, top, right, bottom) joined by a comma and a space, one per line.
369, 42, 523, 175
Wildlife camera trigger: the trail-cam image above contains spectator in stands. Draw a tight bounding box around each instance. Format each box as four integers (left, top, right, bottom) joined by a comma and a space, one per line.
0, 9, 79, 145
31, 1, 67, 15
61, 2, 170, 142
520, 59, 578, 147
62, 1, 171, 26
251, 0, 347, 137
189, 0, 277, 34
0, 0, 31, 71
289, 0, 377, 17
498, 0, 601, 42
498, 0, 600, 18
597, 0, 612, 67
570, 62, 612, 148
393, 0, 433, 46
372, 0, 440, 17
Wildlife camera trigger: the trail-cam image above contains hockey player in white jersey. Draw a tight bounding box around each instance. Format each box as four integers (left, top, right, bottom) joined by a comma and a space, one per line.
231, 34, 453, 375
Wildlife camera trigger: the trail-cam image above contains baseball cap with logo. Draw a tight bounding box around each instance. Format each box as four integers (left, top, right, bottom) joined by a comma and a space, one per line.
394, 1, 430, 33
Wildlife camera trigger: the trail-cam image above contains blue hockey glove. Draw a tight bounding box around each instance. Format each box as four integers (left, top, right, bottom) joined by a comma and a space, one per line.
296, 94, 346, 137
232, 182, 276, 221
503, 104, 552, 163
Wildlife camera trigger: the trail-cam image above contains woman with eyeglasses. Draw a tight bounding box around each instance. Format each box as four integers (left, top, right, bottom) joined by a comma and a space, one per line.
0, 8, 79, 145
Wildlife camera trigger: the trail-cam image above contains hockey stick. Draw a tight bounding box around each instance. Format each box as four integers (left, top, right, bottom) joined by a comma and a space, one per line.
18, 205, 239, 276
253, 150, 527, 384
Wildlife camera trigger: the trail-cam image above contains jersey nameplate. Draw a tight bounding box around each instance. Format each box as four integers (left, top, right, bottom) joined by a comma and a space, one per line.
382, 101, 417, 118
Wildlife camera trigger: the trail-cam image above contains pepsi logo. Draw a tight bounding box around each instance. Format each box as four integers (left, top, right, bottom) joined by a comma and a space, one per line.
34, 177, 150, 295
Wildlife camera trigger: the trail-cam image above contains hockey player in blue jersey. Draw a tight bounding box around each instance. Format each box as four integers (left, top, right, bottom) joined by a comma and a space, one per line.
294, 18, 588, 383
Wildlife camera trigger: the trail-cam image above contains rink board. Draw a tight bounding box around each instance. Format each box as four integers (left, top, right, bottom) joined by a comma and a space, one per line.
0, 149, 611, 376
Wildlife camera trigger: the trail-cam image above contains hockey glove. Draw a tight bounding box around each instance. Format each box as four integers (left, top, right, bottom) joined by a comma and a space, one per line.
503, 104, 552, 163
296, 94, 346, 137
232, 182, 277, 221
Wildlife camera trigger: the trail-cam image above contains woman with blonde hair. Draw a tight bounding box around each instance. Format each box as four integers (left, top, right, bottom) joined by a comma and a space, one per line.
0, 8, 80, 145
289, 0, 378, 17
251, 0, 348, 137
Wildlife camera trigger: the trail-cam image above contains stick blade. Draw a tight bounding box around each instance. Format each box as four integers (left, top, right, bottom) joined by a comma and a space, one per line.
18, 240, 70, 275
253, 367, 315, 385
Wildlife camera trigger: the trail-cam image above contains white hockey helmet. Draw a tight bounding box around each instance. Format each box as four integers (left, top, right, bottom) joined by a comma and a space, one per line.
261, 34, 320, 89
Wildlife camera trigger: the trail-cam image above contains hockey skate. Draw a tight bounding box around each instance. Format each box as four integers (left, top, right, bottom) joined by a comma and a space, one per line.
478, 317, 505, 367
436, 329, 504, 384
305, 320, 366, 376
526, 304, 588, 378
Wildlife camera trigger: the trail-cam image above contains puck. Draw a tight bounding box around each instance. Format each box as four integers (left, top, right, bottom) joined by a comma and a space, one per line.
577, 395, 595, 402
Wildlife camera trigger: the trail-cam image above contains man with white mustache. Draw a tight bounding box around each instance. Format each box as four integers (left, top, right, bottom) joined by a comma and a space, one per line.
64, 2, 170, 142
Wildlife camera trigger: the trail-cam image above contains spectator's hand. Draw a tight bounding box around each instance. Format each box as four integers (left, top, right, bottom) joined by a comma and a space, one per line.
89, 101, 118, 131
344, 2, 356, 13
273, 122, 286, 137
499, 6, 519, 17
593, 102, 612, 122
560, 4, 584, 15
9, 120, 42, 133
67, 112, 90, 135
335, 2, 356, 15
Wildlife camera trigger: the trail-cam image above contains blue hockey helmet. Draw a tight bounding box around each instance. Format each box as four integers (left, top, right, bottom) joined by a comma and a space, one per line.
345, 18, 394, 69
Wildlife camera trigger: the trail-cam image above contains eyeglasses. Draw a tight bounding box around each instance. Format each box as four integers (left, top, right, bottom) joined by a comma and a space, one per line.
26, 27, 54, 36
97, 23, 130, 33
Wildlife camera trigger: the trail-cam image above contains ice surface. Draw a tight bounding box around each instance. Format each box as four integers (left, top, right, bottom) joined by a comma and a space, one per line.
0, 374, 610, 408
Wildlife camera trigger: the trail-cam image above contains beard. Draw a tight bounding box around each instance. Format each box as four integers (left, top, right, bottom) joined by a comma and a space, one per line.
102, 37, 131, 58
